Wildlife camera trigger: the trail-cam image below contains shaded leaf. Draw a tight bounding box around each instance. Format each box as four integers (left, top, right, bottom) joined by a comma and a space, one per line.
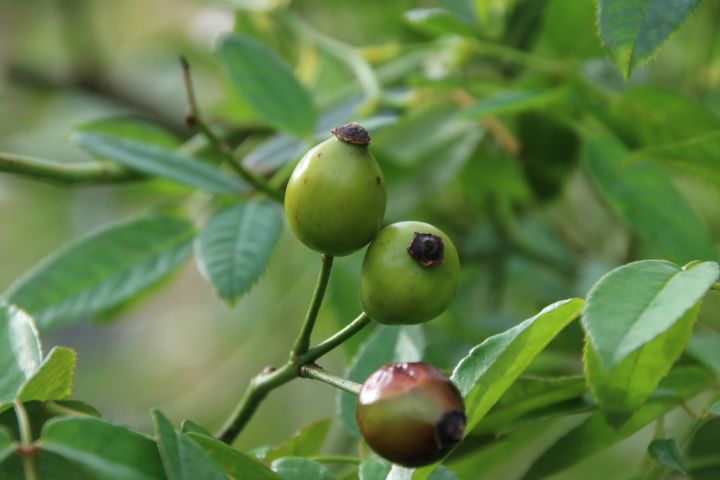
19, 347, 76, 402
265, 419, 331, 462
152, 410, 226, 480
75, 117, 180, 148
689, 330, 720, 376
338, 325, 424, 437
598, 0, 701, 78
582, 133, 716, 264
0, 450, 92, 480
271, 457, 333, 480
218, 35, 317, 136
0, 305, 42, 404
461, 90, 565, 118
539, 0, 603, 59
71, 130, 246, 195
0, 427, 14, 465
6, 214, 195, 331
41, 417, 165, 480
195, 201, 283, 303
404, 9, 475, 37
186, 433, 280, 480
649, 438, 686, 473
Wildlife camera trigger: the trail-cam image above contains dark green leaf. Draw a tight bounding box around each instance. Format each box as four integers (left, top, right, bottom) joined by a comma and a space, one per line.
6, 214, 195, 330
180, 420, 213, 437
582, 260, 718, 369
539, 0, 603, 59
0, 427, 13, 465
71, 130, 247, 195
649, 438, 686, 473
218, 35, 317, 136
0, 305, 42, 404
152, 410, 226, 480
18, 347, 76, 402
404, 9, 475, 37
265, 419, 331, 462
40, 417, 165, 480
582, 133, 716, 264
461, 90, 565, 118
186, 433, 280, 480
195, 201, 283, 303
522, 366, 711, 479
0, 450, 92, 480
452, 299, 584, 431
271, 457, 332, 480
338, 325, 424, 437
598, 0, 701, 78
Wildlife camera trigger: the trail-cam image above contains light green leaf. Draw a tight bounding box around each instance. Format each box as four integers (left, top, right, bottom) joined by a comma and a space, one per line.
629, 132, 720, 190
522, 366, 711, 479
0, 304, 42, 404
19, 347, 77, 402
40, 417, 165, 480
649, 438, 686, 473
186, 433, 281, 480
271, 457, 333, 480
582, 260, 719, 369
71, 130, 247, 195
218, 34, 317, 136
0, 426, 14, 465
74, 117, 180, 148
438, 0, 475, 22
689, 330, 720, 376
152, 410, 226, 480
265, 419, 331, 462
195, 201, 283, 303
404, 9, 475, 37
582, 133, 716, 264
338, 325, 425, 437
461, 90, 565, 118
597, 0, 701, 78
452, 298, 584, 431
6, 214, 195, 331
361, 457, 392, 480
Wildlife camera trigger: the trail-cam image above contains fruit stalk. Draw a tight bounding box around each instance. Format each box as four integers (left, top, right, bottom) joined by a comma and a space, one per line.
300, 365, 362, 394
291, 254, 335, 361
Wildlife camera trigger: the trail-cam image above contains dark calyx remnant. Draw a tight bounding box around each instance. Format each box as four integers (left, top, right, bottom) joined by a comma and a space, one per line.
332, 123, 371, 146
407, 232, 444, 267
433, 410, 466, 451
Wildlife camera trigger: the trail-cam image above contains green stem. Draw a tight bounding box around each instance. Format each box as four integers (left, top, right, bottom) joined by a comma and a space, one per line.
283, 13, 382, 115
300, 365, 362, 395
308, 455, 362, 465
0, 151, 136, 185
298, 312, 371, 364
180, 57, 283, 202
14, 401, 39, 480
291, 254, 334, 361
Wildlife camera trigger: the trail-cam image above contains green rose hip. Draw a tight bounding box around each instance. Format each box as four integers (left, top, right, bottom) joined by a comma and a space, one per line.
356, 362, 466, 467
360, 221, 460, 324
284, 123, 386, 256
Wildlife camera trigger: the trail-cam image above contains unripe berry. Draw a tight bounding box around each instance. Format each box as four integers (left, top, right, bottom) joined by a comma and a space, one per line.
356, 362, 466, 467
360, 221, 460, 324
284, 123, 386, 256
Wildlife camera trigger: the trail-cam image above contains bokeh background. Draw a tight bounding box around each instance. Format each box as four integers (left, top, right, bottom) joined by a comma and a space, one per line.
1, 1, 719, 478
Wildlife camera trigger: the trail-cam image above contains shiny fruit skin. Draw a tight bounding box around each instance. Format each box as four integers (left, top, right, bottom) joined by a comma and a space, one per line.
284, 136, 386, 256
360, 222, 459, 324
356, 362, 466, 467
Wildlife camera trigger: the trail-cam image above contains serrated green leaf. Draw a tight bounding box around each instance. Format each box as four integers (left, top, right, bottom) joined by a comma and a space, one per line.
0, 426, 14, 465
271, 457, 332, 480
338, 325, 425, 437
583, 260, 719, 369
689, 330, 720, 376
195, 201, 283, 303
404, 9, 475, 37
585, 303, 699, 427
0, 304, 42, 404
40, 417, 165, 480
6, 214, 195, 331
186, 433, 281, 480
461, 90, 565, 118
265, 419, 331, 462
630, 132, 720, 191
218, 34, 317, 136
452, 299, 584, 432
71, 130, 247, 194
598, 0, 701, 78
18, 347, 76, 402
649, 438, 686, 473
582, 133, 716, 264
152, 410, 226, 480
522, 366, 711, 480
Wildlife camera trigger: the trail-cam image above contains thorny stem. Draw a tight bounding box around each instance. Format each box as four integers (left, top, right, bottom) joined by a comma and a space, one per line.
291, 254, 335, 362
300, 365, 362, 395
14, 401, 39, 480
179, 57, 283, 202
